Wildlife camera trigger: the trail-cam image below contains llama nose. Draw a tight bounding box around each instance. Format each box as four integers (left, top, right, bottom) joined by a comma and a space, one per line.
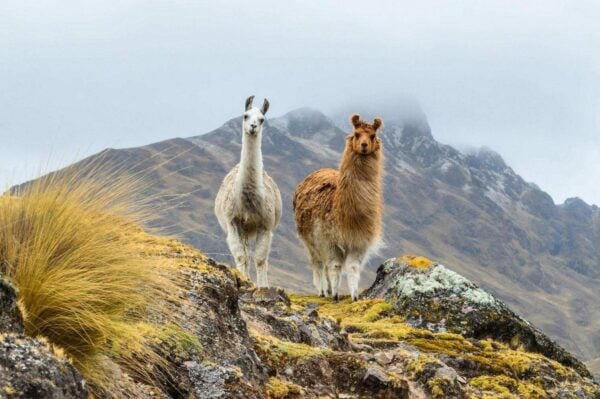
250, 123, 257, 129
361, 142, 368, 149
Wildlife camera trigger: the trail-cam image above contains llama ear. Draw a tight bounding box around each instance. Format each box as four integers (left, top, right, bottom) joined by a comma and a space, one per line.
245, 95, 255, 111
372, 117, 383, 131
261, 98, 270, 115
350, 114, 361, 127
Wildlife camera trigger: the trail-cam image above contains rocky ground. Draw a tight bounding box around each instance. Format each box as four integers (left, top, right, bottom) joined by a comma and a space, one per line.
0, 240, 598, 398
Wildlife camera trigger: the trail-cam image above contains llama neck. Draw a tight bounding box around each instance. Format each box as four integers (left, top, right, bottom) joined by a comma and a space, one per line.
334, 145, 383, 232
236, 133, 264, 190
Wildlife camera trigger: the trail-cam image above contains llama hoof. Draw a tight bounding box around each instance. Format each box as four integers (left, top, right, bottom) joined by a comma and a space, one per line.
319, 292, 325, 298
333, 294, 339, 302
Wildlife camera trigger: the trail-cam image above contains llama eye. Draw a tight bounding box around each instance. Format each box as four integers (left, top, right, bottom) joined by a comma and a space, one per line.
244, 115, 249, 120
370, 135, 376, 140
354, 133, 360, 139
259, 118, 264, 123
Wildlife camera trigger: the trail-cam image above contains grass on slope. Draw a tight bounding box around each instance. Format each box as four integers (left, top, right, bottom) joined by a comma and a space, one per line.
0, 169, 178, 395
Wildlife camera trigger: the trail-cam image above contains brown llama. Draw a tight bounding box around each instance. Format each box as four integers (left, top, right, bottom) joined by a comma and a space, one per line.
293, 114, 384, 301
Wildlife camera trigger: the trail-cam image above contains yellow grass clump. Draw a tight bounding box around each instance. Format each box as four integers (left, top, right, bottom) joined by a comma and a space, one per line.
252, 330, 329, 361
0, 167, 177, 395
265, 377, 304, 398
398, 255, 433, 270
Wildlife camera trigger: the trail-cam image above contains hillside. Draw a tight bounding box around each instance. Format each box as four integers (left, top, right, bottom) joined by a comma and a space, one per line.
30, 106, 600, 373
1, 238, 597, 398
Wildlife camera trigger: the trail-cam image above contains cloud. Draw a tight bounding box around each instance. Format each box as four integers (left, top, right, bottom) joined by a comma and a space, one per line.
0, 0, 599, 203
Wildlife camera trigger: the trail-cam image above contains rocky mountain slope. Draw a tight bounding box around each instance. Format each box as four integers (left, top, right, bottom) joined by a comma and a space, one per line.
1, 238, 597, 398
29, 106, 600, 375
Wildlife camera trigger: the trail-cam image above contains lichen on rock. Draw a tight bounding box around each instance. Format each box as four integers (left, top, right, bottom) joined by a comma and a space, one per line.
380, 258, 497, 305
365, 256, 593, 379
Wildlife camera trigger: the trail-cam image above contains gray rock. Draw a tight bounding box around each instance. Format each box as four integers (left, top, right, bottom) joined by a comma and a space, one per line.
363, 366, 391, 386
373, 351, 395, 366
0, 278, 23, 334
0, 277, 87, 399
0, 334, 87, 399
304, 304, 319, 319
185, 361, 228, 399
434, 365, 458, 383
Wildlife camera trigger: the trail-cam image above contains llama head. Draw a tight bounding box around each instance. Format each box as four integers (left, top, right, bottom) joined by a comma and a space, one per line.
349, 114, 383, 155
243, 95, 270, 137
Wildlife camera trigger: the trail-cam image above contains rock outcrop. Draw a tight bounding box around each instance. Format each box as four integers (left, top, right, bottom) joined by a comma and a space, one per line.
124, 242, 598, 398
364, 256, 592, 378
0, 278, 87, 399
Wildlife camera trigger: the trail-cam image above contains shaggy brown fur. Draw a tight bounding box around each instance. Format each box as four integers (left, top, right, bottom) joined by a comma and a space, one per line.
293, 114, 384, 300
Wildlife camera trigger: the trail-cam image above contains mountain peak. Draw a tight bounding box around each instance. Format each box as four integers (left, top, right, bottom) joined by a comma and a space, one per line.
278, 107, 343, 140
381, 118, 434, 144
562, 197, 592, 213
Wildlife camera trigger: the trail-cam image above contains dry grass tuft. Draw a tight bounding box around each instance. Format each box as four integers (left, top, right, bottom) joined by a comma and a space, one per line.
0, 166, 177, 395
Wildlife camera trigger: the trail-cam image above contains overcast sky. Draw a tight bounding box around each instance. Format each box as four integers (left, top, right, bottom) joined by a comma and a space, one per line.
1, 1, 599, 204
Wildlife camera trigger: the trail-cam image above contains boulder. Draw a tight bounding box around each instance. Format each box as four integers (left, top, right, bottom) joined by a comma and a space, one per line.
365, 257, 594, 378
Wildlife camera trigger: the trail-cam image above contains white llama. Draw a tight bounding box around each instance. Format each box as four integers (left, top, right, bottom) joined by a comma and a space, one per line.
214, 96, 282, 288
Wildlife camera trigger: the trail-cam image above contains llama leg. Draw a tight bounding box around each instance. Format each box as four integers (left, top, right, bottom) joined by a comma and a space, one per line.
320, 266, 329, 297
255, 229, 272, 288
312, 267, 322, 296
327, 261, 343, 302
311, 262, 325, 296
308, 249, 326, 296
226, 223, 249, 276
346, 253, 363, 301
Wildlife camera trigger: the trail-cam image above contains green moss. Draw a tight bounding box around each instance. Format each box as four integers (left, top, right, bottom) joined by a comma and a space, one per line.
265, 377, 304, 398
108, 321, 202, 369
471, 375, 513, 394
427, 377, 450, 398
407, 353, 439, 375
156, 323, 203, 358
406, 334, 475, 357
480, 339, 495, 352
252, 331, 328, 362
288, 293, 332, 307
470, 375, 547, 398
